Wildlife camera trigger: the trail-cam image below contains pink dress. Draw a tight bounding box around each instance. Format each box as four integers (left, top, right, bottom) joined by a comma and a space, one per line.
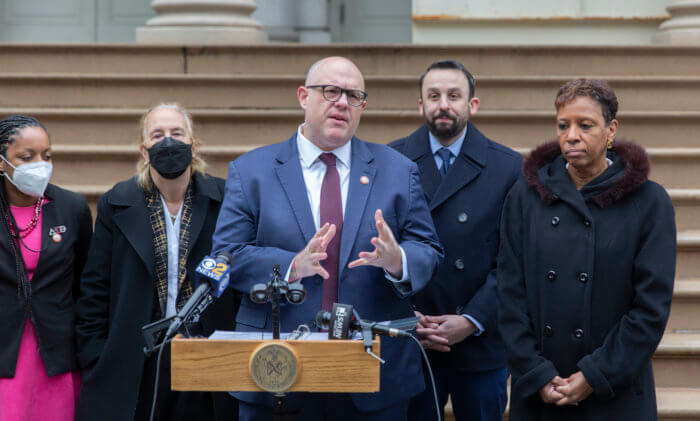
0, 203, 80, 421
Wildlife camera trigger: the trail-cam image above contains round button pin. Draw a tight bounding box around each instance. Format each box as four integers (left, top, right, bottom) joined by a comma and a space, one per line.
360, 176, 369, 185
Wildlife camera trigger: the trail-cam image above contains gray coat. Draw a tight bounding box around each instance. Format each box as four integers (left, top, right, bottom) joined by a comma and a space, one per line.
498, 140, 676, 421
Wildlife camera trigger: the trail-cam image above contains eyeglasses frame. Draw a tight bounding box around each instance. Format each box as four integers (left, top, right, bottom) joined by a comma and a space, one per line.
305, 84, 368, 107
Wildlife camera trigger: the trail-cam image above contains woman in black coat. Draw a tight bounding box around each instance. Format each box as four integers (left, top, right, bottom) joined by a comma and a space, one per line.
0, 115, 92, 420
74, 103, 238, 421
497, 79, 676, 420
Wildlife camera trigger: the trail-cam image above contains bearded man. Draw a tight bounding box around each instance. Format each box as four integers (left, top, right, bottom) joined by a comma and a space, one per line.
389, 60, 522, 421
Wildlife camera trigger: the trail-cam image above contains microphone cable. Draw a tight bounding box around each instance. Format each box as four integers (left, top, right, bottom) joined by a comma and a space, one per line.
406, 332, 442, 421
149, 337, 170, 421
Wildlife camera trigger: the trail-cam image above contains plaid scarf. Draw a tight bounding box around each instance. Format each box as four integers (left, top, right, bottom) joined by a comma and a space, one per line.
147, 185, 194, 318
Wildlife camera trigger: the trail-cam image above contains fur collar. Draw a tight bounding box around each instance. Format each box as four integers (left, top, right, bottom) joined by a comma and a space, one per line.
523, 139, 650, 208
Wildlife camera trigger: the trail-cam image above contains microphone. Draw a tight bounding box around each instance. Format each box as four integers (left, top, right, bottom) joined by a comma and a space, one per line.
164, 252, 232, 339
315, 303, 414, 340
249, 269, 306, 305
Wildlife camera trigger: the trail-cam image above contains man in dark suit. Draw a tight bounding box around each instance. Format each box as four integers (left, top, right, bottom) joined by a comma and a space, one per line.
212, 56, 443, 421
389, 60, 522, 421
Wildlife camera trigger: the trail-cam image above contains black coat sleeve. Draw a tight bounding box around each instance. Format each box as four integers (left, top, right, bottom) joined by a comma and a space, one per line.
577, 183, 676, 401
497, 182, 559, 397
74, 193, 114, 371
465, 157, 522, 334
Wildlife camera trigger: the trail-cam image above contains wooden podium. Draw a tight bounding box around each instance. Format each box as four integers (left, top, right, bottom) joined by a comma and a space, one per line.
170, 336, 381, 393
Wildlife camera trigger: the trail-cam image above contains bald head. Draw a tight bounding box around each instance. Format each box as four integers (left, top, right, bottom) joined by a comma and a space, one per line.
304, 56, 365, 90
297, 56, 367, 151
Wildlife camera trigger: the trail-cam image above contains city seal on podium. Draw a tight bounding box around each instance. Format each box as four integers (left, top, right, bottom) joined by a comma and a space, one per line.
249, 342, 300, 392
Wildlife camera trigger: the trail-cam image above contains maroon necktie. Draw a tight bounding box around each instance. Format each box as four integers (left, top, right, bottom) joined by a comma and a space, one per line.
319, 153, 342, 311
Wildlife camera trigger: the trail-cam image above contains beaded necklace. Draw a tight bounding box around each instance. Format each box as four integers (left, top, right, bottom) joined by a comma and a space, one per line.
8, 196, 44, 238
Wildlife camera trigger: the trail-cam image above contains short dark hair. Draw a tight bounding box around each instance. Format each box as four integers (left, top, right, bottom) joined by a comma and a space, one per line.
555, 79, 618, 124
419, 60, 476, 99
0, 115, 48, 156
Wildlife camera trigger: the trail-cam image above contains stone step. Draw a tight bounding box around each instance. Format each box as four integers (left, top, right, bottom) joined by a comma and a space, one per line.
181, 45, 700, 77
48, 145, 700, 206
667, 280, 700, 332
47, 145, 700, 230
653, 334, 700, 389
3, 45, 700, 77
656, 388, 700, 421
0, 45, 185, 74
670, 190, 700, 233
5, 107, 699, 150
676, 232, 700, 279
3, 74, 700, 112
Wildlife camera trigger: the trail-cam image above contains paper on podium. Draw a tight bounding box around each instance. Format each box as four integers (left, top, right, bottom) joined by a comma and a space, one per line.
209, 330, 363, 340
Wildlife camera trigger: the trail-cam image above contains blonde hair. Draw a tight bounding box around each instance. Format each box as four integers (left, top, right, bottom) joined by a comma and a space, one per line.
136, 102, 208, 191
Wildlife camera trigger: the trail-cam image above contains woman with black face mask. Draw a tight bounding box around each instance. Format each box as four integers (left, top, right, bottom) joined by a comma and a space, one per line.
74, 103, 239, 421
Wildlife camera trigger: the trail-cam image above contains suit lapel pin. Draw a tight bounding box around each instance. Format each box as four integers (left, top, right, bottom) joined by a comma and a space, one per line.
360, 176, 370, 185
49, 225, 66, 243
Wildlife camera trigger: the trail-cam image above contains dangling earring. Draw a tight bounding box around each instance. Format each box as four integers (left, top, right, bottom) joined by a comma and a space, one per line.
607, 138, 614, 150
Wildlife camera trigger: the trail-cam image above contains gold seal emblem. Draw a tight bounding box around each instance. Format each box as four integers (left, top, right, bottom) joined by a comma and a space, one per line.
249, 342, 299, 393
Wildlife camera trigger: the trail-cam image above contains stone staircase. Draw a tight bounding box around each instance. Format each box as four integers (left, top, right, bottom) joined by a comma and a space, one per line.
1, 44, 698, 419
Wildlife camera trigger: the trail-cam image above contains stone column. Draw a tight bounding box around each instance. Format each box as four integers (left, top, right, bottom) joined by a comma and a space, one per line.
252, 0, 299, 42
655, 0, 700, 44
297, 0, 331, 43
136, 0, 267, 45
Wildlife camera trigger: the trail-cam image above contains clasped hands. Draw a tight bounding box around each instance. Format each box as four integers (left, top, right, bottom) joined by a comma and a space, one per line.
414, 311, 477, 352
539, 372, 593, 406
289, 209, 403, 281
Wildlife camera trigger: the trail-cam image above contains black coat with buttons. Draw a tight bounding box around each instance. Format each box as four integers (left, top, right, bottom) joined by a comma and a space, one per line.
498, 140, 676, 420
390, 123, 522, 371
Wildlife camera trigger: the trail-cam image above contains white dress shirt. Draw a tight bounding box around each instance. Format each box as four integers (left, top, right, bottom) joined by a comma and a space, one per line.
161, 195, 184, 318
288, 125, 409, 283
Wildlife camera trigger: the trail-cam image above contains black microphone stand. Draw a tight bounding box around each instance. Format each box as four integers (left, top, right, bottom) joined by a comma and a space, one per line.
248, 265, 308, 420
262, 265, 290, 420
269, 265, 282, 340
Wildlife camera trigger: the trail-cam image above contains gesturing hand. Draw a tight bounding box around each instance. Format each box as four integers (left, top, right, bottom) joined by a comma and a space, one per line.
348, 209, 403, 278
289, 223, 336, 281
539, 376, 568, 404
555, 371, 593, 406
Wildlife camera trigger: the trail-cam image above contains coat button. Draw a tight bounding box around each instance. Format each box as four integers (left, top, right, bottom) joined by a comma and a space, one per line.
578, 272, 589, 283
546, 270, 557, 281
584, 219, 591, 227
455, 259, 465, 270
574, 329, 584, 339
544, 325, 553, 336
551, 216, 560, 226
457, 212, 468, 223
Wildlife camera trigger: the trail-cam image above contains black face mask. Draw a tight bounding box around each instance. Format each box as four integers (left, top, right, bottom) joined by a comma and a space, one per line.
147, 137, 193, 179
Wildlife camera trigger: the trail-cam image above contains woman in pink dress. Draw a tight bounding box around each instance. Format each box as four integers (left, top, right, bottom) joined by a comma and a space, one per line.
0, 115, 92, 421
